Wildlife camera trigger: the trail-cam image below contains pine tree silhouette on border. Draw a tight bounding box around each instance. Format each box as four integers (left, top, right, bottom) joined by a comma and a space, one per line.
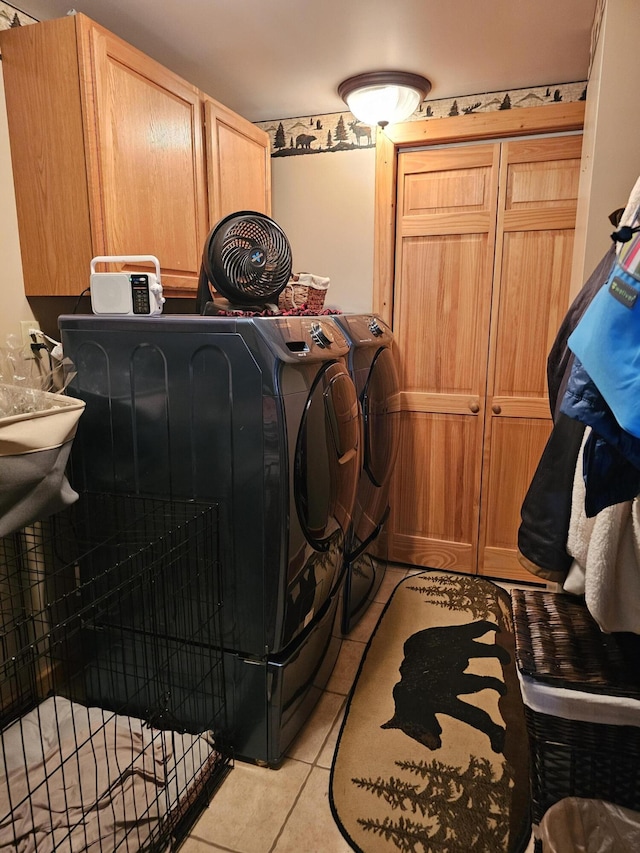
405, 574, 505, 622
353, 755, 513, 851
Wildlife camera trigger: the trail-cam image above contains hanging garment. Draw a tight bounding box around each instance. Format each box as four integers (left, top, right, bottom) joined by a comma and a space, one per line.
560, 359, 640, 516
564, 430, 640, 634
547, 244, 616, 419
568, 231, 640, 440
517, 247, 618, 582
518, 413, 585, 582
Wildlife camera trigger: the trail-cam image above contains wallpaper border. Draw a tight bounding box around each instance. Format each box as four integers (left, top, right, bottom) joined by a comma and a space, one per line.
0, 3, 587, 164
0, 2, 36, 30
257, 81, 587, 158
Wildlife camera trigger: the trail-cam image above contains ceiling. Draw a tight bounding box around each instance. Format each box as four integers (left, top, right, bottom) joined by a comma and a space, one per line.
13, 0, 598, 123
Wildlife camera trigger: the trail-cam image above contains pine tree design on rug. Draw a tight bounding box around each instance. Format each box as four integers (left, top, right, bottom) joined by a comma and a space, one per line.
353, 755, 514, 851
405, 574, 512, 626
329, 572, 530, 852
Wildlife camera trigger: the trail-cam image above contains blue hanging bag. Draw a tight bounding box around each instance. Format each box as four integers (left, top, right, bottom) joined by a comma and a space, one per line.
568, 232, 640, 438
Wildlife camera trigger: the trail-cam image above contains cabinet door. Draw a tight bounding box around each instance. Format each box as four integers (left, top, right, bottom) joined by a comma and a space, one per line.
78, 18, 208, 293
203, 98, 271, 225
389, 145, 500, 571
0, 16, 94, 296
478, 135, 581, 580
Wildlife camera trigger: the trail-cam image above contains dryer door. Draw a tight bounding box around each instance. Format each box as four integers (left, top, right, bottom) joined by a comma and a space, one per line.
363, 346, 400, 488
295, 361, 360, 551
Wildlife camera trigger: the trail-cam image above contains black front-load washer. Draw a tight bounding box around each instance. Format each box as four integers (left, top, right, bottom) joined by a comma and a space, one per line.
333, 314, 400, 633
58, 313, 361, 765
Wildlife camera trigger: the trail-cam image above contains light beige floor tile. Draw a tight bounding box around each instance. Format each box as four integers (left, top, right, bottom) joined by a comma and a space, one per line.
180, 838, 235, 852
272, 766, 353, 853
324, 638, 366, 695
374, 567, 407, 604
286, 690, 345, 764
344, 599, 384, 643
185, 758, 311, 853
403, 564, 427, 578
317, 703, 346, 769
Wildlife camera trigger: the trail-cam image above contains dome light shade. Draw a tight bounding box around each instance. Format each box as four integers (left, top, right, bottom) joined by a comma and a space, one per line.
338, 71, 431, 127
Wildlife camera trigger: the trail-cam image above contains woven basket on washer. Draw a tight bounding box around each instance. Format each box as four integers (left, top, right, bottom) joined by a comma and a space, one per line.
278, 274, 329, 313
511, 589, 640, 825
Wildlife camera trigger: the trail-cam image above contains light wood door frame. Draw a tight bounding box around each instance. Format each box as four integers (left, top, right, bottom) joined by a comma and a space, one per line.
374, 102, 584, 578
373, 102, 585, 325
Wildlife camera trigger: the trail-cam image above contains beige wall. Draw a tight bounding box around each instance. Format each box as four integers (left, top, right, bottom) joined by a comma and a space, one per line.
571, 0, 640, 295
271, 147, 376, 314
0, 62, 35, 345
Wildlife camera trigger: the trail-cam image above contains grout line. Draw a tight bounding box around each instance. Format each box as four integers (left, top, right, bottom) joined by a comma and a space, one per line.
267, 762, 314, 853
184, 831, 239, 852
312, 694, 347, 768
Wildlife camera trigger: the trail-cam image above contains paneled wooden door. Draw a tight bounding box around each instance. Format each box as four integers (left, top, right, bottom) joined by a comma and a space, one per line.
390, 143, 500, 571
478, 135, 582, 580
389, 134, 581, 580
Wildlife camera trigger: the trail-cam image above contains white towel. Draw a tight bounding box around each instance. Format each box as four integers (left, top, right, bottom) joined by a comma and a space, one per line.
565, 429, 640, 633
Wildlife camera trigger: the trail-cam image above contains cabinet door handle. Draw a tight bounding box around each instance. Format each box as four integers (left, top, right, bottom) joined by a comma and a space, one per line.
469, 402, 480, 413
492, 404, 502, 415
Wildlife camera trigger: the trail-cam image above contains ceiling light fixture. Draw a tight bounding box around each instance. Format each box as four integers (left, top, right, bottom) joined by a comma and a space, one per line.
338, 71, 432, 128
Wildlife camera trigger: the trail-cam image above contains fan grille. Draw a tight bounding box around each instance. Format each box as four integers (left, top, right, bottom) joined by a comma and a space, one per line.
205, 213, 292, 305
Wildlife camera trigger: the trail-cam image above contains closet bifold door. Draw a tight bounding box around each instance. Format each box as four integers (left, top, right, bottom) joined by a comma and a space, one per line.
389, 143, 500, 573
477, 134, 582, 581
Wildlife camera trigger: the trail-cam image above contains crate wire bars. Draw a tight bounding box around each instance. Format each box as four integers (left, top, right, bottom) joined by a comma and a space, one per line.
0, 493, 230, 851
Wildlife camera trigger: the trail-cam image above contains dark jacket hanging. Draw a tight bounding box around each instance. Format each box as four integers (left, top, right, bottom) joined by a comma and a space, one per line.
517, 245, 617, 582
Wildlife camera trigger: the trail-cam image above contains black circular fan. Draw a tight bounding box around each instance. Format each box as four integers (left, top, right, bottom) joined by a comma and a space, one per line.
197, 211, 293, 311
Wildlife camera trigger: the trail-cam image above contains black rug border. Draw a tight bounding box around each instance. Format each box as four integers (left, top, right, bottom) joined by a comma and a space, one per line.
328, 567, 532, 853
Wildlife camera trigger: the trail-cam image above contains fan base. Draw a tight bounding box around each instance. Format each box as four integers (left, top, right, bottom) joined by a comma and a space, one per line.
202, 297, 279, 316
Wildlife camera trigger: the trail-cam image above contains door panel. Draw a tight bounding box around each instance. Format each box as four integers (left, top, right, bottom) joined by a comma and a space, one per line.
397, 235, 493, 393
477, 135, 581, 579
504, 137, 581, 211
390, 134, 580, 581
480, 416, 552, 579
492, 229, 575, 398
389, 411, 478, 570
389, 144, 499, 572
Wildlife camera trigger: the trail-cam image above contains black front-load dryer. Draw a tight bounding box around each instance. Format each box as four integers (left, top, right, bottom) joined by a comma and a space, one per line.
59, 313, 361, 765
334, 314, 400, 633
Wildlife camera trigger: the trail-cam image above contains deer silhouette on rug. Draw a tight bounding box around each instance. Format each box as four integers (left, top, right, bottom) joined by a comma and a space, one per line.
381, 619, 511, 753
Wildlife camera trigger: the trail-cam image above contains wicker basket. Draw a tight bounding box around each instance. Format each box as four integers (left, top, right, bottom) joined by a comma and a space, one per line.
278, 274, 329, 313
512, 589, 640, 824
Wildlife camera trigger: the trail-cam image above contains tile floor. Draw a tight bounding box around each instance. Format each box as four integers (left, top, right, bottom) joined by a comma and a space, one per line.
181, 566, 535, 853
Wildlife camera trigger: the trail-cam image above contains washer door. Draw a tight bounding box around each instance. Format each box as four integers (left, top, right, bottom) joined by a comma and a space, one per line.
295, 361, 360, 550
362, 346, 400, 487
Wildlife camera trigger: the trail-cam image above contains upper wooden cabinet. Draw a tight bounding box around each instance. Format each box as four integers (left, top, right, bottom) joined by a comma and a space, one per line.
204, 97, 271, 223
0, 14, 271, 297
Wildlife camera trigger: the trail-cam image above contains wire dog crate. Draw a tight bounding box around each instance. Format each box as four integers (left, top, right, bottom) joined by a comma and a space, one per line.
0, 492, 230, 852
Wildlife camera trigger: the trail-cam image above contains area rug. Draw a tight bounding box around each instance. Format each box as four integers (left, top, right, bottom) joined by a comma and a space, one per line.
329, 571, 530, 852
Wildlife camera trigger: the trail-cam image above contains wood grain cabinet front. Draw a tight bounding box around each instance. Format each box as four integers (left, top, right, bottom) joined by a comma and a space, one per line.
203, 96, 271, 224
0, 13, 271, 297
388, 133, 582, 583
